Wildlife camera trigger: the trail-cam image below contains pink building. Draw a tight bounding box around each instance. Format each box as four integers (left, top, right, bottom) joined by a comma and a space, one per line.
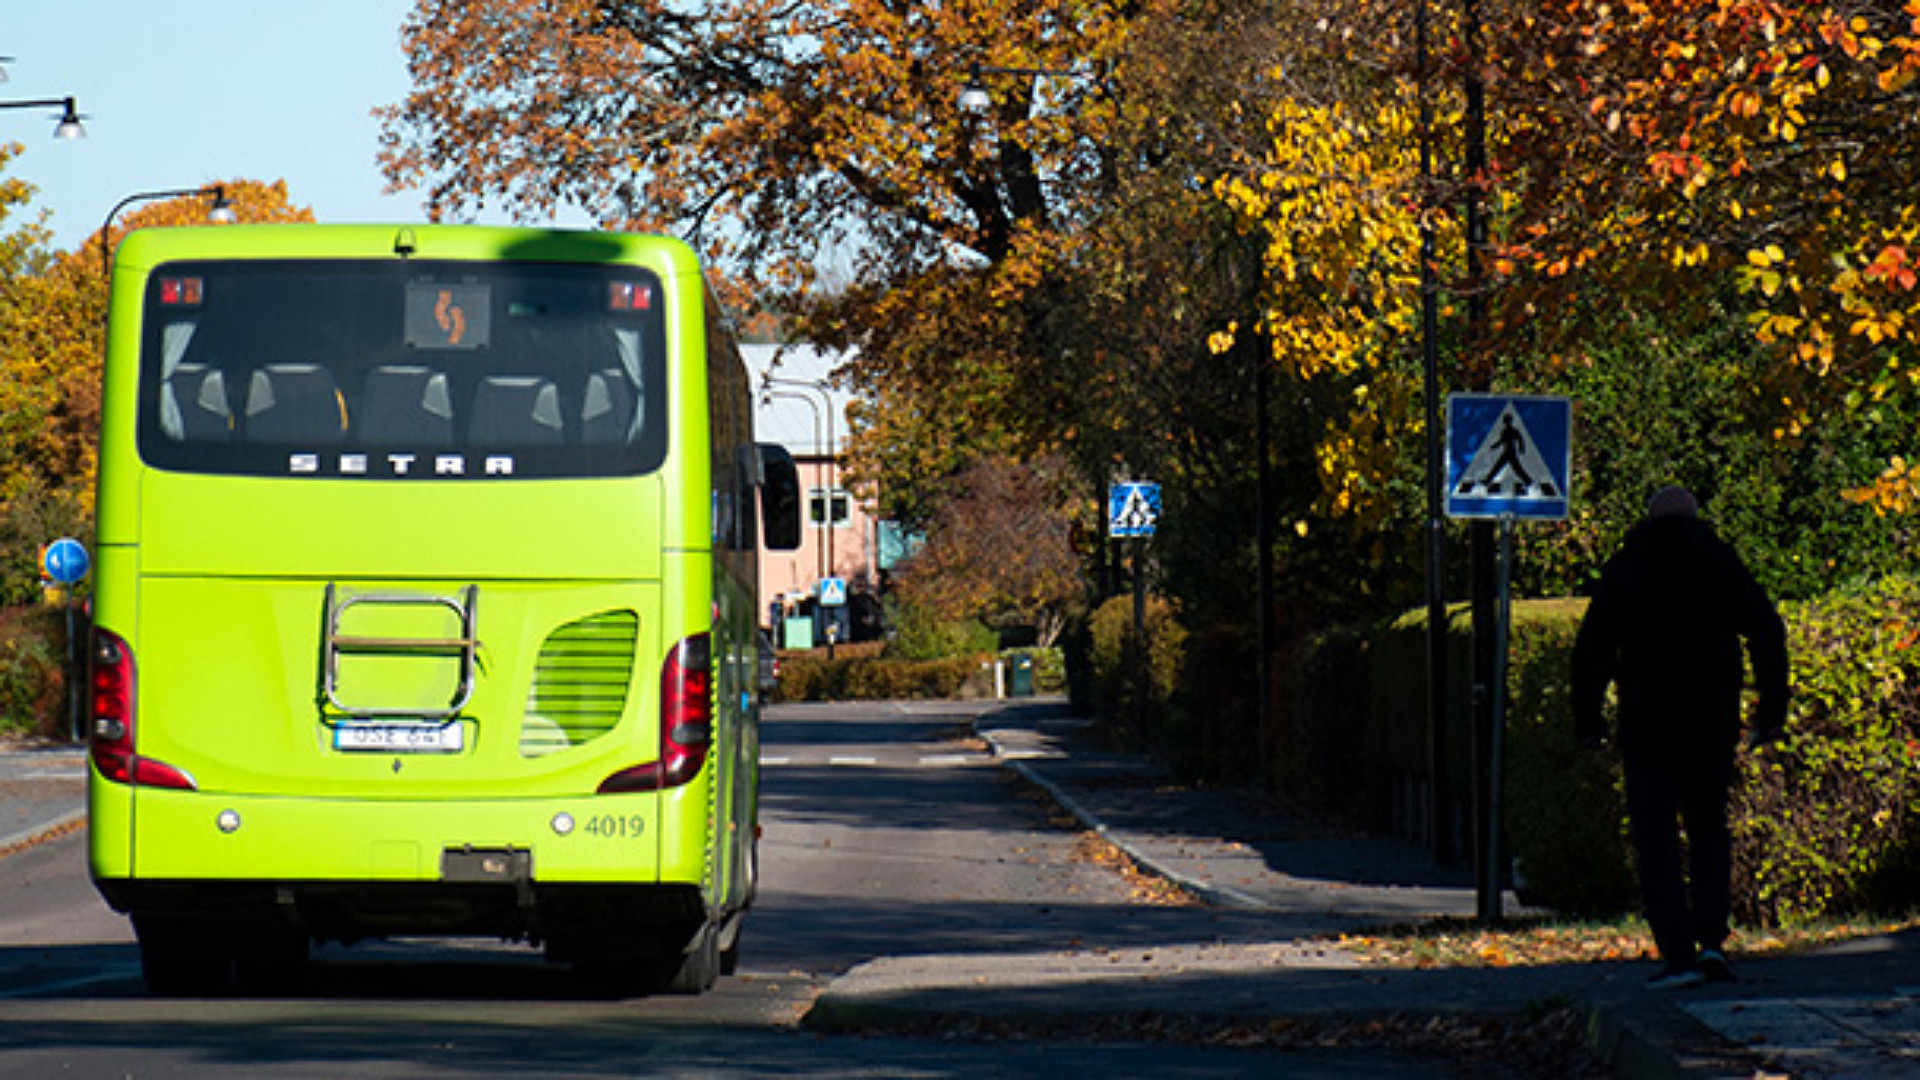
745, 344, 878, 646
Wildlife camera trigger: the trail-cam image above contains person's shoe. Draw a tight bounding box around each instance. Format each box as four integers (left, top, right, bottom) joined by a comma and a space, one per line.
1696, 949, 1735, 983
1647, 963, 1705, 990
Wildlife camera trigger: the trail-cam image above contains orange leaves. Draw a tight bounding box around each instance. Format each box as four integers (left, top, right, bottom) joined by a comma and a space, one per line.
1864, 245, 1919, 292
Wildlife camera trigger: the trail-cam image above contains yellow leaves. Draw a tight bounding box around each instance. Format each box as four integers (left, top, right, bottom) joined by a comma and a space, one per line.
1206, 322, 1239, 356
1844, 456, 1920, 515
1743, 244, 1790, 297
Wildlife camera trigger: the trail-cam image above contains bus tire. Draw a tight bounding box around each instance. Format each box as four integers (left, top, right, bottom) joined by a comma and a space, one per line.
236, 930, 310, 994
717, 913, 743, 977
656, 924, 720, 995
135, 919, 229, 996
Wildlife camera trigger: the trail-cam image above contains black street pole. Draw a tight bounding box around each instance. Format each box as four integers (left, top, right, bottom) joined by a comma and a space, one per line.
1256, 339, 1275, 777
1461, 0, 1503, 925
1417, 0, 1454, 867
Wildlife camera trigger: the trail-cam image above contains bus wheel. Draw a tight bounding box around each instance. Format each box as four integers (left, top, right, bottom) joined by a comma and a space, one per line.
236, 930, 310, 994
134, 918, 229, 996
654, 925, 720, 995
717, 913, 743, 977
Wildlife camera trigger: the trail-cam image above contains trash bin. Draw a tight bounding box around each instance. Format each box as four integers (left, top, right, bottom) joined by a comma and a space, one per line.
1009, 652, 1034, 697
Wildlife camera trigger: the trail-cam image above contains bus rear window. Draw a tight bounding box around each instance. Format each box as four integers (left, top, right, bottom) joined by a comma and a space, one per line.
136, 259, 668, 479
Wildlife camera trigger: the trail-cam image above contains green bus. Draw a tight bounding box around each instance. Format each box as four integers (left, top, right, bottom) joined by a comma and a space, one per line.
88, 224, 801, 994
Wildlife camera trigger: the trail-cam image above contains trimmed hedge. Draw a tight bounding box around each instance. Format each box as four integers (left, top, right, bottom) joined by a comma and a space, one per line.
1731, 578, 1920, 924
1086, 593, 1187, 731
771, 653, 995, 702
1280, 577, 1920, 927
770, 646, 1066, 703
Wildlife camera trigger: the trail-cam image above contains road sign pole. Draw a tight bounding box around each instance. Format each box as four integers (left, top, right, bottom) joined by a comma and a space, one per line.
1444, 394, 1570, 925
1132, 538, 1148, 730
1479, 514, 1515, 924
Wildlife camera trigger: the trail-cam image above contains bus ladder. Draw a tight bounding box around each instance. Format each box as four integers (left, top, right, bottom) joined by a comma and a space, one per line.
321, 583, 479, 720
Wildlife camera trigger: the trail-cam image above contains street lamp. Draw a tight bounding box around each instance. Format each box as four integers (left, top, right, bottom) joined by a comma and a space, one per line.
100, 186, 238, 278
763, 374, 843, 651
0, 96, 85, 140
762, 389, 827, 583
957, 62, 1086, 113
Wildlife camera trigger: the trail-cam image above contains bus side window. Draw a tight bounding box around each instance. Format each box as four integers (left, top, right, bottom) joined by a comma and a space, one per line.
245, 364, 348, 446
471, 375, 565, 447
357, 365, 454, 445
160, 363, 234, 442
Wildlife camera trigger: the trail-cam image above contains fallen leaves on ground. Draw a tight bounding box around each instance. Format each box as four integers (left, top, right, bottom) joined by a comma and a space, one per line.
1074, 832, 1203, 907
1337, 913, 1920, 969
831, 1002, 1608, 1078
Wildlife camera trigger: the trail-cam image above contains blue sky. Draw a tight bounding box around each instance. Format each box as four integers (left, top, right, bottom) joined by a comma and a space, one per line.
3, 2, 549, 252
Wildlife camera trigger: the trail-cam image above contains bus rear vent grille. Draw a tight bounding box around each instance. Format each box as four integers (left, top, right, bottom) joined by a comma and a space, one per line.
520, 610, 639, 757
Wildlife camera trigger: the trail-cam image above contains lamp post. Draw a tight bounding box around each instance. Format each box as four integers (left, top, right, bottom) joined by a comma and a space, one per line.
100, 186, 238, 279
762, 389, 827, 583
1416, 0, 1454, 870
763, 375, 841, 651
0, 96, 84, 139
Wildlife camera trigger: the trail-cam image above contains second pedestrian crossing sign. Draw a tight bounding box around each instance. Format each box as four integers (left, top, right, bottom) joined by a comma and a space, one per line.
1109, 481, 1161, 539
1446, 394, 1572, 521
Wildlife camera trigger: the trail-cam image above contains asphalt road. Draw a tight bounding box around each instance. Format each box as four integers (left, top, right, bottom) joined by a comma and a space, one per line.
0, 701, 1490, 1078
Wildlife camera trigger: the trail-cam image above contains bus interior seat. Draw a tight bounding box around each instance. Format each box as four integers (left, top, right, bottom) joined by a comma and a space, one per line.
356, 365, 454, 445
470, 375, 564, 447
580, 368, 637, 445
245, 363, 349, 445
160, 363, 234, 442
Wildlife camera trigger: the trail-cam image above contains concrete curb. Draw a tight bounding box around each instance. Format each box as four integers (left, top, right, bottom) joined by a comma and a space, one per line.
980, 731, 1276, 913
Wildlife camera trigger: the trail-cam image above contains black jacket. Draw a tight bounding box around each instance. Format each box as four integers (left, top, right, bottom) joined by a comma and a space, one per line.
1570, 515, 1789, 758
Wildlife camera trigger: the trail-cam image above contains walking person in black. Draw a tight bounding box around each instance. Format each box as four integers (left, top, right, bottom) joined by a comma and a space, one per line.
1571, 485, 1790, 989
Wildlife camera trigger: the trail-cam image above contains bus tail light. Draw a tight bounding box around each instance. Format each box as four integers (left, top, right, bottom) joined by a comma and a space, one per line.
598, 633, 713, 794
90, 628, 196, 791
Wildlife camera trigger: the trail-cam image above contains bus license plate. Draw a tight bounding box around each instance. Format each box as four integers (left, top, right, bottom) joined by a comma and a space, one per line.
334, 722, 465, 753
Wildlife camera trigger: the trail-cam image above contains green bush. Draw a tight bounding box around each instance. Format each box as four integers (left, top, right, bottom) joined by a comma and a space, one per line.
883, 598, 998, 661
1343, 581, 1920, 926
1273, 624, 1375, 824
771, 653, 991, 702
1086, 593, 1186, 733
1731, 577, 1920, 925
0, 604, 68, 740
1502, 599, 1638, 916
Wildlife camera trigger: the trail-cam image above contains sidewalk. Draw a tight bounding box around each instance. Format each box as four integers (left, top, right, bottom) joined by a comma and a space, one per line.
809, 700, 1920, 1078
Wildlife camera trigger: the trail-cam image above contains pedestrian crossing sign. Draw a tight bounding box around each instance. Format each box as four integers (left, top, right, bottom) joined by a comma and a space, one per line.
1445, 394, 1572, 520
1109, 481, 1160, 539
818, 577, 849, 607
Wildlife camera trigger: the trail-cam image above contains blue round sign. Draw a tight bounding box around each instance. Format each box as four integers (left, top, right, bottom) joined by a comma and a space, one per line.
43, 538, 89, 585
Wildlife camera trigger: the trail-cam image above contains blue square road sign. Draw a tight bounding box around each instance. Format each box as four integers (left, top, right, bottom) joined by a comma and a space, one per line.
1445, 395, 1572, 521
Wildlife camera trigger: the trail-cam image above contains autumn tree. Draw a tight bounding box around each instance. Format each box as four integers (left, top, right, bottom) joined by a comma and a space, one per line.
0, 177, 311, 601
893, 455, 1085, 646
1475, 1, 1920, 506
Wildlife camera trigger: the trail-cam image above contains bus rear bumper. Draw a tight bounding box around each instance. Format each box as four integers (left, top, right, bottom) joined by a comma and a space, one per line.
93, 875, 705, 955
90, 783, 714, 954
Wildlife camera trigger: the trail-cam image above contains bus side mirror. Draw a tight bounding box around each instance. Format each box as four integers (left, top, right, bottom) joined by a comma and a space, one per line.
757, 443, 803, 551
